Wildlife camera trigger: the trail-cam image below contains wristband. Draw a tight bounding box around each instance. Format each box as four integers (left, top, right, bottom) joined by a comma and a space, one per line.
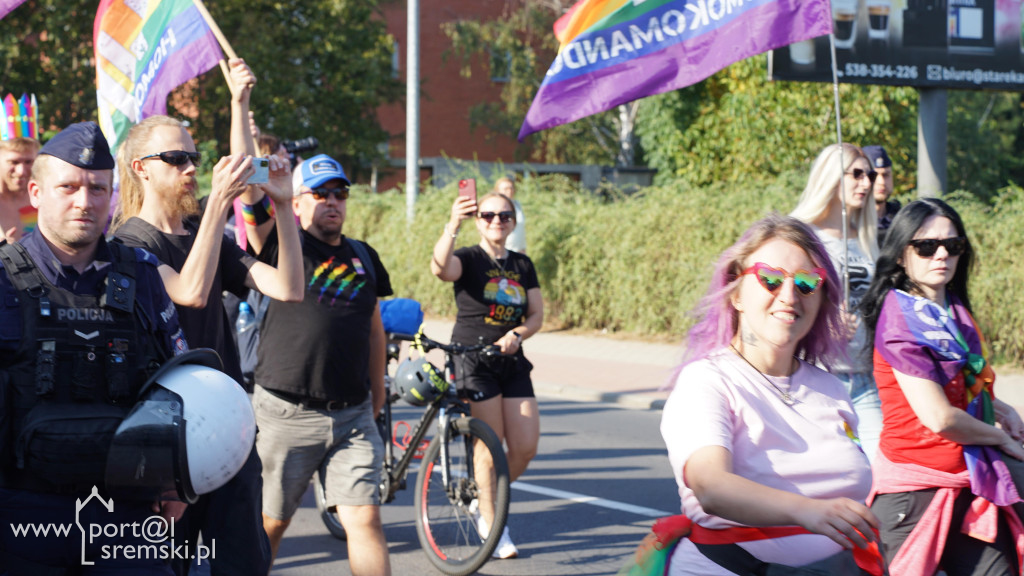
511, 331, 523, 341
444, 223, 459, 239
241, 195, 275, 226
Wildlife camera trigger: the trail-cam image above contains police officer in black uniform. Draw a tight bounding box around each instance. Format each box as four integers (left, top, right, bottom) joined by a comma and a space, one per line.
0, 122, 189, 574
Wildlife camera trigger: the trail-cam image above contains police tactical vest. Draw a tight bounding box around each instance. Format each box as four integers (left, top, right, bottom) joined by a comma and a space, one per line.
0, 241, 163, 492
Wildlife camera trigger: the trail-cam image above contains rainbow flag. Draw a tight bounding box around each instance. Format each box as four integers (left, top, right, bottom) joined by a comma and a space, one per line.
94, 0, 222, 152
877, 289, 1020, 506
519, 0, 832, 140
0, 0, 27, 20
18, 205, 36, 235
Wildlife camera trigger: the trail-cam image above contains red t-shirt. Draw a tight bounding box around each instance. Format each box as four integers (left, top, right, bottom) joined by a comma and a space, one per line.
875, 348, 967, 473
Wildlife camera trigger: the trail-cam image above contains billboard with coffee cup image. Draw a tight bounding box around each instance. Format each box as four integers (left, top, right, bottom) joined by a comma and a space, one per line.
770, 0, 1024, 90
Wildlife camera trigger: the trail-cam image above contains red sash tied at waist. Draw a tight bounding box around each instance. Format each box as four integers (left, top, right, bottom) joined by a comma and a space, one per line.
647, 514, 885, 576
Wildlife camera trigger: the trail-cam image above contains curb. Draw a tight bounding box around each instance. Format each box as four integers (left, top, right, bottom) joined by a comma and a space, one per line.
533, 380, 667, 411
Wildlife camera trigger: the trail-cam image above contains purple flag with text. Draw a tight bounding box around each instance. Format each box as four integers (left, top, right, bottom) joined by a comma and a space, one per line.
94, 0, 223, 152
519, 0, 832, 141
0, 0, 27, 19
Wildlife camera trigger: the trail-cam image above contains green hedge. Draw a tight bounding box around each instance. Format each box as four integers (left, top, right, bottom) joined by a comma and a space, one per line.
339, 175, 1024, 366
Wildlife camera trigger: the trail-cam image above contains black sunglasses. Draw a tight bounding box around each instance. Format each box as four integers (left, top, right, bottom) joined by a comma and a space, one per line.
908, 237, 967, 257
306, 186, 350, 201
139, 150, 201, 167
846, 168, 878, 183
478, 211, 514, 223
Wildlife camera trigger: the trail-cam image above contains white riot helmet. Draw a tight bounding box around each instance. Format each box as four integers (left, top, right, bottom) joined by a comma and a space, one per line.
105, 349, 256, 503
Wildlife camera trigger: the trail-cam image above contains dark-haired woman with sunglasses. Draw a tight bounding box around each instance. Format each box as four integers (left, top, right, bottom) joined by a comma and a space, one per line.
656, 213, 883, 575
430, 190, 544, 559
792, 143, 883, 463
860, 198, 1024, 576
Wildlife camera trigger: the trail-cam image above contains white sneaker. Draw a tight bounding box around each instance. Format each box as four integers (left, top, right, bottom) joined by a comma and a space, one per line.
469, 499, 487, 539
475, 515, 490, 541
492, 525, 518, 559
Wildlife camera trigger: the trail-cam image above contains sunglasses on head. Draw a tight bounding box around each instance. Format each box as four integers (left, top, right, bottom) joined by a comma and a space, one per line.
478, 211, 515, 223
306, 186, 350, 201
742, 262, 827, 296
908, 236, 967, 257
139, 150, 201, 167
847, 168, 878, 183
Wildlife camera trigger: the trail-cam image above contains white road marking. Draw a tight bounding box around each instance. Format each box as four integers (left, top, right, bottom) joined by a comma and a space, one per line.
511, 481, 674, 518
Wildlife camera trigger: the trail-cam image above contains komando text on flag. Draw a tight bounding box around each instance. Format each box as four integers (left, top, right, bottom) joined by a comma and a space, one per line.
94, 0, 223, 152
519, 0, 832, 141
0, 0, 27, 20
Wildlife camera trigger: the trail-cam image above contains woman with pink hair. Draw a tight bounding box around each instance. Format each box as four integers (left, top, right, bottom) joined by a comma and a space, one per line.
658, 213, 883, 575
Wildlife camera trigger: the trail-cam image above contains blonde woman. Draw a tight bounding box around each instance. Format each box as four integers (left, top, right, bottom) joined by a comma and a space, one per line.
791, 143, 881, 462
431, 191, 544, 559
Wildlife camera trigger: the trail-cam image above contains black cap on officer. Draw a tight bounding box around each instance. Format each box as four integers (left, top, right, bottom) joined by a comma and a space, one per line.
38, 121, 115, 170
862, 145, 891, 170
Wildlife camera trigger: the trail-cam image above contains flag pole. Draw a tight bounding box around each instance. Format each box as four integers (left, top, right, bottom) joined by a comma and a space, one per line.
191, 1, 248, 90
191, 0, 238, 60
828, 32, 851, 309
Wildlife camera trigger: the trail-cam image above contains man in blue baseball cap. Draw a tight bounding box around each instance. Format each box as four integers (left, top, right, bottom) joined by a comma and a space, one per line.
253, 153, 393, 574
0, 122, 189, 572
862, 144, 900, 246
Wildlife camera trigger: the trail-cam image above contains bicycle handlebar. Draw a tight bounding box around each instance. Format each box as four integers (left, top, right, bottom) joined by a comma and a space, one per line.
387, 331, 501, 358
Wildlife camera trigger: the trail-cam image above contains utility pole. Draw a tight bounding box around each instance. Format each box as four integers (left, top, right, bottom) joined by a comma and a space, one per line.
405, 0, 420, 221
917, 88, 947, 198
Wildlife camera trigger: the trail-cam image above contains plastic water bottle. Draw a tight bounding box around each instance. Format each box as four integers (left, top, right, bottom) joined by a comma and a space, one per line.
236, 301, 256, 336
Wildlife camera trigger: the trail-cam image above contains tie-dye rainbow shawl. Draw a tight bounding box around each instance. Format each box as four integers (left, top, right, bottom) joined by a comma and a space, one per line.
876, 289, 1017, 505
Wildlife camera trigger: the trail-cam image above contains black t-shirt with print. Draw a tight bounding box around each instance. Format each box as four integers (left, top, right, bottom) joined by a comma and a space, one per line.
255, 229, 392, 401
114, 217, 257, 384
451, 246, 539, 346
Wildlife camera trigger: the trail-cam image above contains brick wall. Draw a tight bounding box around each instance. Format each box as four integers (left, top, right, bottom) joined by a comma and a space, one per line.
378, 0, 524, 191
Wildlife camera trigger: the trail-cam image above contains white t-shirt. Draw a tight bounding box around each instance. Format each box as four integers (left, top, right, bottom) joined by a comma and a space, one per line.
814, 229, 875, 373
504, 199, 526, 253
660, 350, 872, 575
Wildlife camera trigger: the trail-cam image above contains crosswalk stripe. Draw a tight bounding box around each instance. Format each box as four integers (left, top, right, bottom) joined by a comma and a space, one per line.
511, 481, 673, 518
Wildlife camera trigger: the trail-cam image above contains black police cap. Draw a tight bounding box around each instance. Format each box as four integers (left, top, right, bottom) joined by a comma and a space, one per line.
862, 145, 892, 169
38, 121, 115, 170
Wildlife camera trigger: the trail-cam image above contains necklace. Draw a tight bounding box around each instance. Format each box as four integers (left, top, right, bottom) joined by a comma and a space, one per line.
483, 246, 509, 274
729, 344, 796, 406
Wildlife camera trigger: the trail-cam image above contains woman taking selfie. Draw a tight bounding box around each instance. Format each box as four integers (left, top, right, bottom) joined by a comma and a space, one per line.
430, 188, 543, 560
660, 213, 882, 575
861, 198, 1024, 576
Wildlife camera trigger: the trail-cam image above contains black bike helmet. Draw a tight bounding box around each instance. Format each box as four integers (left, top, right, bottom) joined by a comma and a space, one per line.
393, 358, 447, 406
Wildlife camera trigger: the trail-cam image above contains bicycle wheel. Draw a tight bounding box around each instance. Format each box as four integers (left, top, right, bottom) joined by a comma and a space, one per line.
314, 468, 347, 540
414, 416, 511, 576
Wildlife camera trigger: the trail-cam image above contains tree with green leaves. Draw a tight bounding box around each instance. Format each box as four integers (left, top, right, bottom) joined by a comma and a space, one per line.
637, 59, 1024, 201
440, 1, 1024, 200
636, 58, 921, 190
0, 0, 99, 135
443, 0, 635, 166
196, 0, 402, 181
1, 0, 401, 178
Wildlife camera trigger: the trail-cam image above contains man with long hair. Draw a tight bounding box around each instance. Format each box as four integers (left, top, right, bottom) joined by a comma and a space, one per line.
110, 59, 303, 575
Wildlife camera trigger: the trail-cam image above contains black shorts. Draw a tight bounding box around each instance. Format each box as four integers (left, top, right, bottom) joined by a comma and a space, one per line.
454, 348, 534, 402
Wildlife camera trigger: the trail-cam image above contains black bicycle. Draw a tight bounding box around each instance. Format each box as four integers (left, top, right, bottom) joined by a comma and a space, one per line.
314, 330, 511, 576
